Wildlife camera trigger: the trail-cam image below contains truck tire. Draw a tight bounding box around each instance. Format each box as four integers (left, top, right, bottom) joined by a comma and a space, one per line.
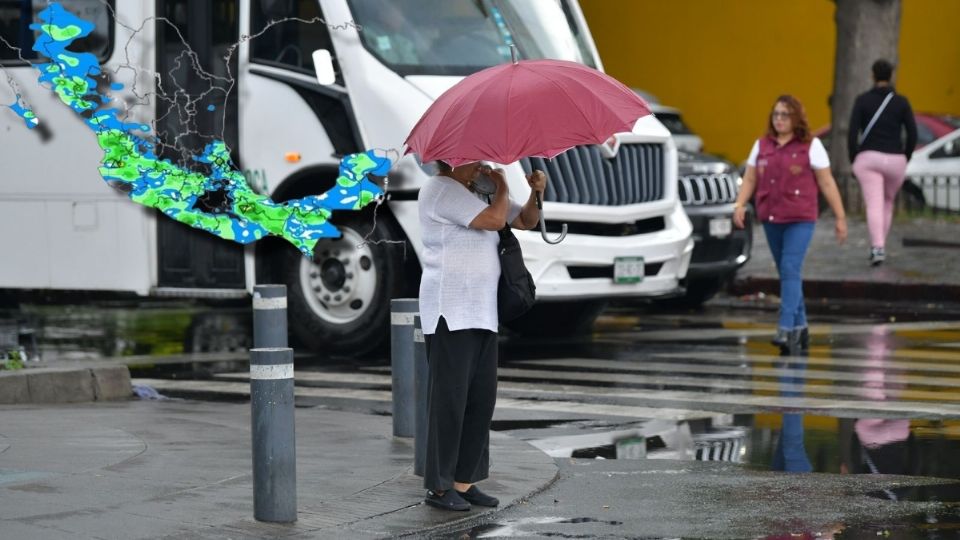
282, 213, 405, 358
504, 300, 607, 337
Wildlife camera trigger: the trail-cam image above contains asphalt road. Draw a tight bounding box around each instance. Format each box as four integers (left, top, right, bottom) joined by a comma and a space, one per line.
6, 297, 960, 538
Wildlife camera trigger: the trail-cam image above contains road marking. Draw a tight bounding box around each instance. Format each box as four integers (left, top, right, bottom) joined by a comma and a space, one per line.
509, 358, 960, 390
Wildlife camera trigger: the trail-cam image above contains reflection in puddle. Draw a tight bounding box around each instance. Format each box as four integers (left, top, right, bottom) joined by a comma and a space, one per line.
457, 516, 623, 539
508, 325, 960, 486
0, 302, 251, 361
746, 327, 960, 481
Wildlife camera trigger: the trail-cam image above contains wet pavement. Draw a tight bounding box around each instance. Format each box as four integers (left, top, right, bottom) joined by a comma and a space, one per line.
442, 459, 960, 539
4, 296, 960, 537
735, 216, 960, 302
0, 400, 557, 539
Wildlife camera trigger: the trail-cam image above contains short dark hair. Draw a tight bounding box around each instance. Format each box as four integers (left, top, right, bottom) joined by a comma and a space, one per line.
872, 59, 894, 82
436, 160, 452, 174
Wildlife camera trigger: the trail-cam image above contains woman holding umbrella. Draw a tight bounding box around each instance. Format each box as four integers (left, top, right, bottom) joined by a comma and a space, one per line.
733, 95, 847, 352
418, 161, 546, 511
404, 55, 653, 510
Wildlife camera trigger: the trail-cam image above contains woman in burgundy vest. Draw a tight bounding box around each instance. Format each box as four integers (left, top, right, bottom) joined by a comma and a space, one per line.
733, 95, 847, 352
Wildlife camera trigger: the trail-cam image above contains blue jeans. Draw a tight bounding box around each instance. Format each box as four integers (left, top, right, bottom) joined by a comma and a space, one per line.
762, 221, 815, 330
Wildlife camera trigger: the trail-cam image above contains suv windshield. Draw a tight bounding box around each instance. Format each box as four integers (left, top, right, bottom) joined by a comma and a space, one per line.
347, 0, 597, 76
656, 112, 694, 136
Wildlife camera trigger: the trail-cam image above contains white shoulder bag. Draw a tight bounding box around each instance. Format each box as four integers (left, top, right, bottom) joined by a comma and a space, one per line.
857, 91, 895, 146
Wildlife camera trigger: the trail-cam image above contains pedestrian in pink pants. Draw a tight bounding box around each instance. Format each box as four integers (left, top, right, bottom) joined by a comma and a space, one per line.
848, 59, 918, 266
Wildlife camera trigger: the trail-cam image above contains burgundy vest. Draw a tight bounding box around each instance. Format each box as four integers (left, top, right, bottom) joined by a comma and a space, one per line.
753, 137, 820, 223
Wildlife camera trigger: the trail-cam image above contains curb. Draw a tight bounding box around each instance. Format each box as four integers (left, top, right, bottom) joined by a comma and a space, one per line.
336, 431, 560, 539
0, 365, 132, 404
732, 276, 960, 303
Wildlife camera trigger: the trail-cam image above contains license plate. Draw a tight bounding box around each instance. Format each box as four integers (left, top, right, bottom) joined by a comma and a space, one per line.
615, 436, 647, 460
614, 256, 644, 284
709, 217, 732, 238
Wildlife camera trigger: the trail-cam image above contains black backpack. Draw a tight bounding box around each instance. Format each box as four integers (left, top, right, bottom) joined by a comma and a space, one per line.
497, 224, 536, 322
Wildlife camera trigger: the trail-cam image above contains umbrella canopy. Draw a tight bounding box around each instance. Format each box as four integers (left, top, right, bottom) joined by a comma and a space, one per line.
404, 59, 651, 167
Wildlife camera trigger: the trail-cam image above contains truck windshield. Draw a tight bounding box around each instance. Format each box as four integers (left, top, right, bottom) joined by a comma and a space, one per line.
347, 0, 597, 76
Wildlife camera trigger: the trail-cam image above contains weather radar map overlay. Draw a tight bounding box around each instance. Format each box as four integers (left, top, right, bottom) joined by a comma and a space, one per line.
3, 2, 388, 256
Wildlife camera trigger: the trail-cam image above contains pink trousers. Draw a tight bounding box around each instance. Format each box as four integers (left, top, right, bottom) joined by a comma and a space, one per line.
852, 150, 908, 248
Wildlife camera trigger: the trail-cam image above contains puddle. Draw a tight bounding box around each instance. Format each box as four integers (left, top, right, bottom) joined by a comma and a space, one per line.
454, 516, 623, 539
0, 301, 251, 361
509, 413, 960, 483
832, 510, 960, 537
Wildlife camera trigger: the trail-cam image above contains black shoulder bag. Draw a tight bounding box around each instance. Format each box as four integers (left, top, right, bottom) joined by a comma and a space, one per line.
497, 223, 536, 322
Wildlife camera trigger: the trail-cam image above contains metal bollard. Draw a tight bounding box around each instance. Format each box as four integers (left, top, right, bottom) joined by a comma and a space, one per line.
253, 285, 287, 348
250, 347, 297, 523
390, 299, 418, 437
413, 315, 429, 477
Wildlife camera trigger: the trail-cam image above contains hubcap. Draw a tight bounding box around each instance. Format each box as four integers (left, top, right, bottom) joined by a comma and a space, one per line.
299, 227, 378, 325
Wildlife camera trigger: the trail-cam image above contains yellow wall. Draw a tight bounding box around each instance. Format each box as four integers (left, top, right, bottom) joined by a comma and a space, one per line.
581, 0, 960, 162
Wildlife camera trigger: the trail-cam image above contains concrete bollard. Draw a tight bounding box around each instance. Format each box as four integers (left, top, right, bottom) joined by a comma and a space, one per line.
390, 299, 418, 438
413, 315, 429, 477
253, 285, 287, 348
250, 347, 297, 523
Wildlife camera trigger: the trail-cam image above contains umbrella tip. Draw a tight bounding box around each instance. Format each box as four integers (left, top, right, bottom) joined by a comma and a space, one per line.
510, 44, 519, 64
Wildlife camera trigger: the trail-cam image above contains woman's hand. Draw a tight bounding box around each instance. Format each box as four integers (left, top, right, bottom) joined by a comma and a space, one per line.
835, 216, 848, 244
733, 205, 747, 229
526, 170, 547, 195
481, 165, 508, 194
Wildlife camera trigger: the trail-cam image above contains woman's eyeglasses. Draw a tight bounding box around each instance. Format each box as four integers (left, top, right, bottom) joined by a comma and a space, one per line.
771, 111, 792, 119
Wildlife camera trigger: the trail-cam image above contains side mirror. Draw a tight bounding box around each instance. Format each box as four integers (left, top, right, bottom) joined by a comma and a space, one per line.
312, 49, 336, 85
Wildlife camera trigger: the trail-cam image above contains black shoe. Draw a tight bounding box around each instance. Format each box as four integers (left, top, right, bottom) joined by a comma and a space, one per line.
456, 485, 499, 507
771, 328, 789, 347
425, 489, 470, 511
779, 328, 806, 356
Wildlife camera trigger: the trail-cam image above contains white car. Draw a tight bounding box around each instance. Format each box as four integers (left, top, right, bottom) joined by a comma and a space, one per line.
905, 128, 960, 211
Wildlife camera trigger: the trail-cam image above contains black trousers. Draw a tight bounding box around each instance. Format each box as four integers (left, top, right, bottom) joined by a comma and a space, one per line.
423, 317, 498, 491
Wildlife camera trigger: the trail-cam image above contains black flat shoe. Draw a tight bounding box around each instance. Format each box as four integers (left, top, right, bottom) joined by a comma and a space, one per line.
425, 489, 470, 511
771, 328, 789, 347
456, 485, 499, 507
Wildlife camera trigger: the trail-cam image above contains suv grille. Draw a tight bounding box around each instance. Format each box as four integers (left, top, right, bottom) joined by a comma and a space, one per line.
520, 143, 665, 206
678, 173, 739, 205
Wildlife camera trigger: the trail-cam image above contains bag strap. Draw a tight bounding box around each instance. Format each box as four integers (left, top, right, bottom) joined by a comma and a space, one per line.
498, 222, 512, 241
858, 91, 895, 146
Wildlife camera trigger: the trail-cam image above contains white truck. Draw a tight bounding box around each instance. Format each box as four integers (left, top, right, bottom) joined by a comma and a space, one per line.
0, 0, 692, 355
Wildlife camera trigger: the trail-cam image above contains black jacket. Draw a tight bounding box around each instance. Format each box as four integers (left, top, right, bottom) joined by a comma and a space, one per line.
848, 86, 918, 163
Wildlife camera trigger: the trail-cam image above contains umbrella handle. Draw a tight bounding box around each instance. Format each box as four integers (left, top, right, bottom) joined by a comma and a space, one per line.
535, 192, 567, 244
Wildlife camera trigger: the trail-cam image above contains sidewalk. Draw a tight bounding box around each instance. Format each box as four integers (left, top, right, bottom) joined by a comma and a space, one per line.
733, 216, 960, 302
0, 400, 557, 539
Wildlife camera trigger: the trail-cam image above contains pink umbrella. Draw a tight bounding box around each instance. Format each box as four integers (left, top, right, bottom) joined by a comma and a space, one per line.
405, 58, 650, 166
404, 56, 651, 243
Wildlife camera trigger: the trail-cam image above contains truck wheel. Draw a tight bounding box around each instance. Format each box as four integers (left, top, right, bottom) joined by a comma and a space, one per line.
504, 300, 607, 337
282, 215, 405, 358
